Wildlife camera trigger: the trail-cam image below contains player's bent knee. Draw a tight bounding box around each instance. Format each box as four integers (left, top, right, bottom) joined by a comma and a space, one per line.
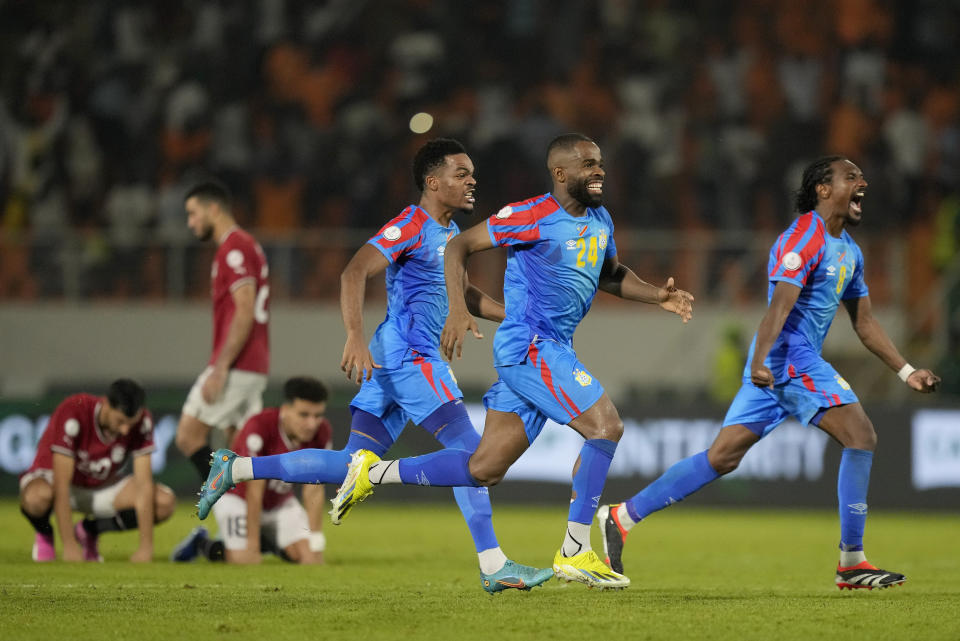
467, 459, 506, 486
20, 481, 53, 515
154, 485, 176, 522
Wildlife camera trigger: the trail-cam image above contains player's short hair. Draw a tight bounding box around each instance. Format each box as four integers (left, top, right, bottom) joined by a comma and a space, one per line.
184, 180, 232, 211
283, 376, 329, 404
107, 379, 146, 418
546, 133, 595, 169
795, 155, 847, 213
413, 138, 467, 192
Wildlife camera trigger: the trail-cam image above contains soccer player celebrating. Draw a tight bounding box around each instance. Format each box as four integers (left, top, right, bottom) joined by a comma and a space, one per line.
330, 133, 694, 590
596, 156, 940, 590
19, 379, 175, 562
172, 377, 331, 564
195, 138, 553, 592
176, 181, 270, 481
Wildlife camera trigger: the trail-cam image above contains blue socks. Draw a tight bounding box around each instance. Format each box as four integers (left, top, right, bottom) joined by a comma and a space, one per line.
624, 450, 720, 523
838, 448, 873, 551
569, 438, 618, 524
252, 448, 352, 484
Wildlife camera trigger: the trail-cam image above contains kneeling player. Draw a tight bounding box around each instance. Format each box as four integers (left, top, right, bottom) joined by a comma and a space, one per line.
172, 377, 331, 564
19, 379, 175, 562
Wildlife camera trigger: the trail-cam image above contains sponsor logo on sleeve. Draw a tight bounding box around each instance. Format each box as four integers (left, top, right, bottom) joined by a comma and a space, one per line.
782, 251, 802, 271
382, 225, 402, 241
495, 206, 513, 219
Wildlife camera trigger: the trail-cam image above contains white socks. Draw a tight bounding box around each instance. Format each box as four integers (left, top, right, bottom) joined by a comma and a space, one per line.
840, 549, 867, 567
231, 457, 253, 482
616, 503, 638, 531
561, 521, 592, 557
478, 547, 509, 574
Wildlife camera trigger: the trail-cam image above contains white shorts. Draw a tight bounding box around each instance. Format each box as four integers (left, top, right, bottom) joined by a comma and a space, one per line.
70, 476, 132, 518
20, 470, 132, 518
211, 493, 310, 552
182, 366, 267, 430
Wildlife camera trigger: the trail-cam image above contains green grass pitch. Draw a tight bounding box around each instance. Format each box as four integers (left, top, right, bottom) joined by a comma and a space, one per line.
1, 498, 958, 641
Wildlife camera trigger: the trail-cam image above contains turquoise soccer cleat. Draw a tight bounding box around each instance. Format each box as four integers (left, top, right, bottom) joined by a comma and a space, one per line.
480, 560, 555, 593
196, 449, 237, 520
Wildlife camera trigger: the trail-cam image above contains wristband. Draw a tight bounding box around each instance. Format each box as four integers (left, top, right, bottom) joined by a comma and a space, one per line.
897, 364, 916, 383
309, 531, 326, 552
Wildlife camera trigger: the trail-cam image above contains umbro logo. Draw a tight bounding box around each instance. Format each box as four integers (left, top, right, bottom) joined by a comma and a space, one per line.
847, 502, 868, 515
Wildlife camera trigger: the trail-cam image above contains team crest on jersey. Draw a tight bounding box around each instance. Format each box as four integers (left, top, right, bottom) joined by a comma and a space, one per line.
835, 374, 851, 390
495, 206, 513, 219
573, 369, 592, 387
382, 225, 402, 241
599, 232, 608, 250
111, 445, 125, 463
226, 249, 246, 275
782, 251, 802, 271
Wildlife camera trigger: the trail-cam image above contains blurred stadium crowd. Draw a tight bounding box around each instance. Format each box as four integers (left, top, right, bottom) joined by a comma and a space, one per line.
0, 0, 958, 308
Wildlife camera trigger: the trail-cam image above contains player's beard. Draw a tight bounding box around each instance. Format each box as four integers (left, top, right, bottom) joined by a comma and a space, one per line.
197, 224, 214, 242
569, 177, 602, 208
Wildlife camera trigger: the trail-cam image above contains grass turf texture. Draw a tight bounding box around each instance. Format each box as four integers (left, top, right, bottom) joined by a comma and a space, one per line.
1, 499, 958, 641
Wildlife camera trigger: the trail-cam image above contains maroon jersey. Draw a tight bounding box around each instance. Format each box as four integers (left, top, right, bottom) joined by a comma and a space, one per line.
228, 408, 333, 510
210, 227, 270, 374
24, 394, 155, 489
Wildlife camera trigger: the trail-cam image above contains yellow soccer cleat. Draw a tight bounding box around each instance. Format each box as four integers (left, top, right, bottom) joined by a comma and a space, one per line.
329, 449, 379, 524
553, 548, 630, 590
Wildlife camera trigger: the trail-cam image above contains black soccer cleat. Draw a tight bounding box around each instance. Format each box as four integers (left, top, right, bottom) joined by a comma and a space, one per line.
835, 561, 906, 590
596, 504, 629, 574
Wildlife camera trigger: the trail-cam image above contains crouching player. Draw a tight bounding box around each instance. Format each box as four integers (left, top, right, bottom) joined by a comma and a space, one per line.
19, 379, 175, 562
173, 377, 331, 564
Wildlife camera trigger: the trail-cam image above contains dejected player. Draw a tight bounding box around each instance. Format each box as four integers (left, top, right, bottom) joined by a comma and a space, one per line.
596, 156, 940, 590
176, 181, 270, 481
19, 379, 175, 562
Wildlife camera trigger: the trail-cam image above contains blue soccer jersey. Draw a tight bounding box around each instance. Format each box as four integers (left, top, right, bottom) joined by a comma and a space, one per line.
366, 205, 459, 369
486, 193, 617, 366
744, 210, 869, 382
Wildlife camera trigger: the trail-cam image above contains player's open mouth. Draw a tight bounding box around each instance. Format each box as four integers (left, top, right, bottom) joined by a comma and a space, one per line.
587, 181, 603, 194
465, 189, 475, 204
850, 190, 865, 214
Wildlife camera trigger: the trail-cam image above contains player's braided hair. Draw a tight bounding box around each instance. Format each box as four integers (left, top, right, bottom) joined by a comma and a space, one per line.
283, 376, 329, 404
107, 379, 146, 418
795, 155, 847, 212
413, 138, 467, 192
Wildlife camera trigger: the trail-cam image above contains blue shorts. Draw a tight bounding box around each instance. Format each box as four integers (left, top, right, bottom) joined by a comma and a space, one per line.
350, 352, 463, 441
722, 356, 859, 437
484, 339, 605, 443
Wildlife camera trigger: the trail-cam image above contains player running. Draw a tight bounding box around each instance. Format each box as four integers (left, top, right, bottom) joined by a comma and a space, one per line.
19, 379, 175, 562
173, 377, 331, 564
330, 133, 694, 590
195, 138, 553, 592
176, 180, 270, 482
596, 155, 940, 590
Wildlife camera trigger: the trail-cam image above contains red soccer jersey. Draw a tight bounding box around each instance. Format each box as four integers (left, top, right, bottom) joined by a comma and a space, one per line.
24, 394, 155, 489
209, 227, 270, 374
228, 408, 333, 510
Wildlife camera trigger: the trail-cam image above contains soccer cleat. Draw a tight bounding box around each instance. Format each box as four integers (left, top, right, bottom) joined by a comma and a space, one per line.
835, 561, 906, 590
170, 526, 209, 562
480, 560, 555, 594
596, 504, 629, 574
329, 449, 379, 525
197, 448, 237, 520
32, 532, 55, 562
553, 548, 630, 590
74, 522, 103, 562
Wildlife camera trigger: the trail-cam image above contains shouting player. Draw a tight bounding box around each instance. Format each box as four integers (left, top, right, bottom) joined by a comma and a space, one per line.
19, 379, 175, 562
172, 376, 331, 564
176, 181, 270, 481
596, 156, 940, 590
196, 138, 553, 592
330, 133, 694, 590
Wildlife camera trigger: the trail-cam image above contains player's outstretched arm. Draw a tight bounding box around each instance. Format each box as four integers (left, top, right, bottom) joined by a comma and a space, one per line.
842, 296, 941, 392
129, 454, 155, 562
340, 245, 389, 383
463, 274, 505, 323
52, 452, 82, 562
302, 483, 326, 564
750, 281, 802, 388
598, 256, 694, 322
442, 224, 496, 360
